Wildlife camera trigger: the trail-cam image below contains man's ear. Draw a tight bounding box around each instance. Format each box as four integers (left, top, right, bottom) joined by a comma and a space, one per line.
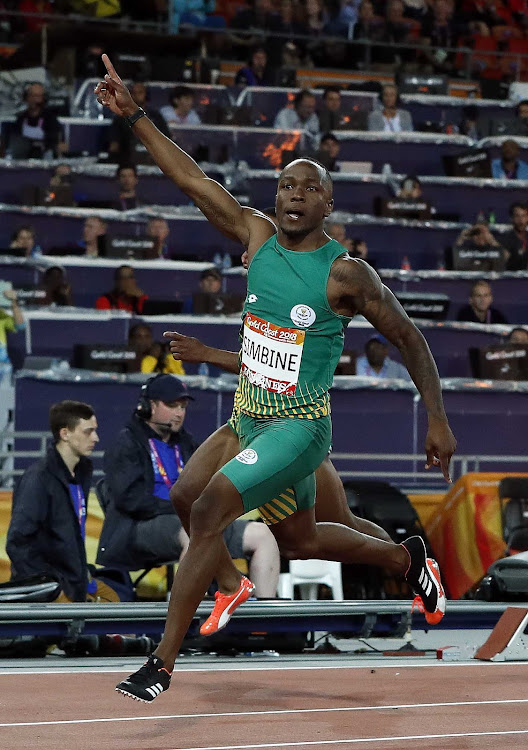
324, 198, 334, 218
59, 426, 70, 442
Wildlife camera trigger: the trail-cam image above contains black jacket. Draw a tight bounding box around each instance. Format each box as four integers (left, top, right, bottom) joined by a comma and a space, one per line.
97, 415, 198, 569
6, 445, 92, 602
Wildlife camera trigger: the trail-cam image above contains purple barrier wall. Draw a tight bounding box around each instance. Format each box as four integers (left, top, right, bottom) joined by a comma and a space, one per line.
22, 316, 506, 378
418, 389, 528, 469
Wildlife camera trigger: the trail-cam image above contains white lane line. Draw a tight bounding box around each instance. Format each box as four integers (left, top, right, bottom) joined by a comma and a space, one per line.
0, 660, 524, 676
1, 697, 528, 729
159, 731, 528, 750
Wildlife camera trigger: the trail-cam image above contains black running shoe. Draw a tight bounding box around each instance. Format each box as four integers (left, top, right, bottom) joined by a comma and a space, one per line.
401, 535, 446, 625
115, 655, 172, 702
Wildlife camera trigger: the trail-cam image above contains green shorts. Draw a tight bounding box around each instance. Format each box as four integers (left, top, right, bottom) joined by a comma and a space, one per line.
220, 412, 332, 523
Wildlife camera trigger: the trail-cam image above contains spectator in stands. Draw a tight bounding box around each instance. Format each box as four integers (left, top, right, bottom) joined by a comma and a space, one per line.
397, 175, 422, 199
6, 400, 125, 602
145, 217, 171, 259
41, 266, 74, 306
507, 327, 528, 345
420, 0, 463, 74
108, 82, 169, 164
97, 375, 280, 598
96, 265, 148, 314
350, 237, 370, 260
507, 101, 528, 138
182, 267, 222, 313
114, 164, 141, 211
500, 202, 528, 271
367, 84, 413, 132
49, 163, 72, 189
274, 89, 320, 146
457, 279, 508, 325
376, 0, 413, 67
128, 323, 186, 375
491, 140, 528, 180
315, 132, 341, 171
356, 335, 411, 379
75, 215, 108, 258
326, 221, 354, 252
459, 105, 480, 140
235, 46, 273, 86
353, 0, 384, 44
455, 220, 504, 256
0, 287, 24, 383
4, 82, 65, 159
160, 86, 201, 126
318, 87, 348, 132
229, 0, 280, 59
9, 225, 42, 258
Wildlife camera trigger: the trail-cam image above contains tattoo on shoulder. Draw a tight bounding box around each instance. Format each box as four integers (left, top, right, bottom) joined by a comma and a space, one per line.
197, 194, 237, 230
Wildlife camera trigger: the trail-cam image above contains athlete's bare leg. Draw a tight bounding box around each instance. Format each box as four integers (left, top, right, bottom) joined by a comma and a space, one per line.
171, 427, 392, 552
315, 458, 392, 542
171, 425, 243, 595
156, 486, 407, 671
271, 506, 407, 573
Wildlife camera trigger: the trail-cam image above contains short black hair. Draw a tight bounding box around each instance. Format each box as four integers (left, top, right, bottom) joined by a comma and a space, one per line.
129, 322, 152, 340
320, 132, 339, 145
114, 264, 134, 282
116, 163, 137, 178
323, 85, 341, 99
279, 157, 333, 194
170, 85, 194, 103
509, 201, 528, 216
294, 89, 315, 108
49, 400, 95, 442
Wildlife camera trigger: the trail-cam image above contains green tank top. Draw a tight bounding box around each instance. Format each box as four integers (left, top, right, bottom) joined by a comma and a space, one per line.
234, 235, 351, 419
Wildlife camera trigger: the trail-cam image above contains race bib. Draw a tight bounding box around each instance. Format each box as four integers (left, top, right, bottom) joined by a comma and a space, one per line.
241, 312, 305, 395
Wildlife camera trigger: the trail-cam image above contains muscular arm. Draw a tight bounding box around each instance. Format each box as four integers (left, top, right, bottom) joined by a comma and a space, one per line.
163, 331, 240, 374
95, 55, 274, 248
333, 258, 456, 479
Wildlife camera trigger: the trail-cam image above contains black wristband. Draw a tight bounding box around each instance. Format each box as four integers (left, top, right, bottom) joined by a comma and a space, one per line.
125, 107, 146, 128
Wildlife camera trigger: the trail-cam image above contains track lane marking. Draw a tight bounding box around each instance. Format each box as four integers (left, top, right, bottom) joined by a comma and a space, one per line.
1, 697, 528, 728
0, 660, 525, 676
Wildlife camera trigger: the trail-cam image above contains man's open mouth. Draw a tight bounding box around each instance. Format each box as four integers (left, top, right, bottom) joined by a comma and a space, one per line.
285, 210, 304, 220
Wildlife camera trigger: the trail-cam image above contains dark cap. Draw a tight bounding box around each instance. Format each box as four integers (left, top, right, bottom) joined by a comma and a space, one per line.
146, 374, 194, 402
366, 334, 388, 347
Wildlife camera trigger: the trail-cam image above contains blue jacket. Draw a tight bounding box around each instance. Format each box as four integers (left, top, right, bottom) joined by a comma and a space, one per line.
491, 158, 528, 180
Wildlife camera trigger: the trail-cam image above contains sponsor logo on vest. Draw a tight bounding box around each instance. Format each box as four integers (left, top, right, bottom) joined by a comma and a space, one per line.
247, 294, 258, 304
290, 304, 316, 328
235, 448, 259, 465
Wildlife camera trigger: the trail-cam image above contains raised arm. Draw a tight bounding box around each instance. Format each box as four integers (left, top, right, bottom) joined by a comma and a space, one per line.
338, 260, 457, 481
163, 331, 240, 374
95, 55, 274, 248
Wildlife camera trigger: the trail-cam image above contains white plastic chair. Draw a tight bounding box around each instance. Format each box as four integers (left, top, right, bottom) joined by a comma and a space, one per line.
277, 560, 344, 600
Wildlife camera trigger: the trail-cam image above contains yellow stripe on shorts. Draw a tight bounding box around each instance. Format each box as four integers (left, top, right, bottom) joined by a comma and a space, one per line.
258, 489, 298, 526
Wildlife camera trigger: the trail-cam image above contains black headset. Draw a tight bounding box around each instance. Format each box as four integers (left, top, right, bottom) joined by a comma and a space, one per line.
135, 373, 166, 421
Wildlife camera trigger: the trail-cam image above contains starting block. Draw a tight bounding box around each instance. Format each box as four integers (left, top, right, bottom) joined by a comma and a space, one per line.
474, 607, 528, 661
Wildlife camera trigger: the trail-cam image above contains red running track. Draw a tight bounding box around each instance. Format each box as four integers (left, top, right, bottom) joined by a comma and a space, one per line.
1, 662, 528, 749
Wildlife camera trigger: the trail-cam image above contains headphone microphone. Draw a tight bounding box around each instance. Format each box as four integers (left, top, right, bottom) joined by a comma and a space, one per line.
151, 421, 172, 429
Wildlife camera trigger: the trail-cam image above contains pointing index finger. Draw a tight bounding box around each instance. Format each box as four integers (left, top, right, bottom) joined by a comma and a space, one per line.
102, 53, 122, 83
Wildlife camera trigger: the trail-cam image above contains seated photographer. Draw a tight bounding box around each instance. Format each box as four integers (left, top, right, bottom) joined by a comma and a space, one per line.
356, 335, 411, 380
454, 221, 505, 260
97, 375, 280, 597
6, 401, 125, 602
